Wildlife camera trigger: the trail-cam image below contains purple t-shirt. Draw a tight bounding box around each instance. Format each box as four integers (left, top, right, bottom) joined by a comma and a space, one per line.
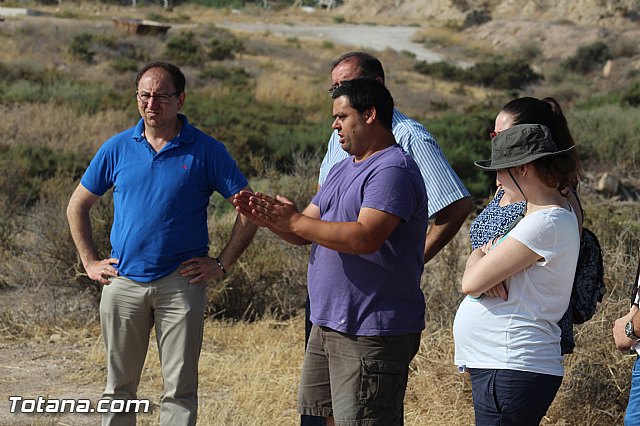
308, 145, 428, 336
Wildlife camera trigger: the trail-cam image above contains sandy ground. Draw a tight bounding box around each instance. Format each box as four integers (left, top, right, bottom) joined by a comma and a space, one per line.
0, 334, 104, 425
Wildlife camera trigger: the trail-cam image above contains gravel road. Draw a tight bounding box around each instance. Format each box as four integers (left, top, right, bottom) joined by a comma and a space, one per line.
219, 22, 447, 63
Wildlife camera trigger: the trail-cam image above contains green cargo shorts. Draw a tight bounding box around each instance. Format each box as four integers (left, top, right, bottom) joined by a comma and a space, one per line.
298, 325, 421, 425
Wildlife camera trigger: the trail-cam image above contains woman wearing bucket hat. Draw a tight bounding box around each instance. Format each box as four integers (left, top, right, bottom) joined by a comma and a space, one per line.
453, 124, 581, 425
469, 96, 583, 356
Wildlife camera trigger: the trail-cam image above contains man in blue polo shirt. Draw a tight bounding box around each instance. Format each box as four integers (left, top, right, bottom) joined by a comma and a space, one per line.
66, 61, 256, 426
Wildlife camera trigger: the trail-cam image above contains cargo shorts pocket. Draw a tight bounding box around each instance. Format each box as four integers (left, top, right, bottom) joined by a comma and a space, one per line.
359, 357, 406, 406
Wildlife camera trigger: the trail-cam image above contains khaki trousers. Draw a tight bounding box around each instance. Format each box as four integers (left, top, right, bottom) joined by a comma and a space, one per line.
99, 269, 206, 426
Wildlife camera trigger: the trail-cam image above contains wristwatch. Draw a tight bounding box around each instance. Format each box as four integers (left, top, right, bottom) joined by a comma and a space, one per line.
626, 319, 640, 340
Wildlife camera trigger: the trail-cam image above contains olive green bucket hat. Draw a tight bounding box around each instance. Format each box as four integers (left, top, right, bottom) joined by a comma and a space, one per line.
475, 124, 574, 171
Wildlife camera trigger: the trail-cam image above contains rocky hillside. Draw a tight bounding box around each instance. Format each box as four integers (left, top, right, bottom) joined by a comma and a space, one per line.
334, 0, 640, 79
337, 0, 640, 27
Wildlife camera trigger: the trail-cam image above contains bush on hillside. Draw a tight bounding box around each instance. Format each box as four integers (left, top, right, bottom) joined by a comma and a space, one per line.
0, 61, 60, 85
165, 31, 203, 66
463, 9, 491, 28
164, 29, 245, 65
0, 145, 87, 212
68, 33, 96, 63
622, 80, 640, 107
563, 41, 612, 74
199, 66, 251, 86
110, 57, 140, 73
468, 59, 542, 90
426, 111, 495, 197
207, 26, 245, 60
414, 59, 542, 90
569, 104, 640, 169
414, 61, 463, 81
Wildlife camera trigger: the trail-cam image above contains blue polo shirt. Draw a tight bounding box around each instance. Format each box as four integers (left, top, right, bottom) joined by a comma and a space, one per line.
81, 114, 248, 282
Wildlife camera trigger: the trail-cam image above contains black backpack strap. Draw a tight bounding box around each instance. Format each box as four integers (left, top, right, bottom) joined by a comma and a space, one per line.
571, 189, 585, 227
631, 254, 640, 307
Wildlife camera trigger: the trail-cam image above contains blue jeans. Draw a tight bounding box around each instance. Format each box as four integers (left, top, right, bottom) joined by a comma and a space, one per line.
625, 356, 640, 425
468, 368, 562, 426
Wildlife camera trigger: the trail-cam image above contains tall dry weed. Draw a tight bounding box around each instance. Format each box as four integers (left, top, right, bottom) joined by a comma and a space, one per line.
0, 103, 133, 157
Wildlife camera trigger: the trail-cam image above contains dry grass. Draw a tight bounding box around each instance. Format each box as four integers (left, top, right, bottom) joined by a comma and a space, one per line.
2, 297, 634, 425
0, 103, 132, 157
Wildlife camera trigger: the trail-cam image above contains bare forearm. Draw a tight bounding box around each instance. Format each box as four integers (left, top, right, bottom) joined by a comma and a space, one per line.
269, 227, 312, 245
424, 196, 473, 263
291, 215, 381, 254
67, 198, 99, 268
217, 214, 258, 270
461, 249, 486, 296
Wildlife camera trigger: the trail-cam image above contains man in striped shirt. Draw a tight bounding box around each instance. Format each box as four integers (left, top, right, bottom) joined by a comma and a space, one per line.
320, 51, 473, 263
302, 51, 473, 426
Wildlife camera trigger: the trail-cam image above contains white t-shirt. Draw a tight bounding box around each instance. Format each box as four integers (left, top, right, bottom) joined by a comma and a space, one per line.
454, 207, 580, 377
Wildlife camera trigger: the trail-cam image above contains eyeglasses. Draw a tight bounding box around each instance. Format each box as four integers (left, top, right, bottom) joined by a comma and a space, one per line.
327, 83, 340, 94
136, 91, 180, 103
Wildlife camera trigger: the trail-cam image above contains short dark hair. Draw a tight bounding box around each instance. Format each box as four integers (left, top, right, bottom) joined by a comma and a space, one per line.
135, 61, 186, 94
332, 78, 394, 130
331, 51, 385, 83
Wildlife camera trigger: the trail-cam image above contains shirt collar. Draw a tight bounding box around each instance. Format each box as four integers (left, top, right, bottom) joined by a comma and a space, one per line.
132, 114, 196, 145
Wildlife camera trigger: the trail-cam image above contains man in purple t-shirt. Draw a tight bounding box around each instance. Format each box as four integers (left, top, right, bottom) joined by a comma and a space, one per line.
233, 78, 428, 425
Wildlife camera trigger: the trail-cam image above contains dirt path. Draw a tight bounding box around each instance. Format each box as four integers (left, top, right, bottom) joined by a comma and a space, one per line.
0, 335, 105, 425
218, 22, 456, 64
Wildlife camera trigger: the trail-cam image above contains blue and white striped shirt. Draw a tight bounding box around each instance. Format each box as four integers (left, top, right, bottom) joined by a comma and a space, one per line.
318, 108, 470, 218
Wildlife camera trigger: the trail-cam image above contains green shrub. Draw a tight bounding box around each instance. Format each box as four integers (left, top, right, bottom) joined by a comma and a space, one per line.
426, 111, 495, 197
468, 59, 542, 90
332, 15, 345, 24
199, 66, 251, 87
110, 57, 140, 73
0, 145, 87, 212
569, 104, 640, 169
164, 31, 203, 66
563, 41, 612, 74
463, 9, 491, 28
322, 40, 335, 49
510, 41, 542, 62
2, 77, 131, 114
203, 26, 245, 61
414, 59, 542, 90
208, 38, 239, 60
68, 33, 95, 63
414, 61, 463, 81
622, 80, 640, 107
